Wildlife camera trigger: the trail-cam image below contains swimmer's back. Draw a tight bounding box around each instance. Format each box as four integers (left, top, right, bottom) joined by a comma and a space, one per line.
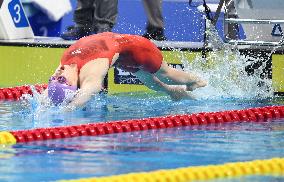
61, 33, 120, 70
61, 32, 163, 73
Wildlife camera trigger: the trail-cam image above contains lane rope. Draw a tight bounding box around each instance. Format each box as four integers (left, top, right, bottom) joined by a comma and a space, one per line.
0, 84, 47, 101
0, 132, 17, 145
58, 157, 284, 182
0, 105, 282, 145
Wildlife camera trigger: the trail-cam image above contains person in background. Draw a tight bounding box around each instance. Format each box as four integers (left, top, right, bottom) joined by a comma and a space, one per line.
47, 32, 207, 111
61, 0, 118, 40
224, 0, 239, 40
142, 0, 167, 41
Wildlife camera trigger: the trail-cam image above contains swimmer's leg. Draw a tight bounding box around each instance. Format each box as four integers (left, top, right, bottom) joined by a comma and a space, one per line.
154, 61, 207, 91
134, 70, 195, 101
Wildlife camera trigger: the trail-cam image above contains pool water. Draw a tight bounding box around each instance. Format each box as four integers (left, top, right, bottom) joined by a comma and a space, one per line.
0, 93, 284, 181
0, 92, 283, 131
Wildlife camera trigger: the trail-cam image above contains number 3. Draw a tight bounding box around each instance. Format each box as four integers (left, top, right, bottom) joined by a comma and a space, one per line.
13, 4, 21, 24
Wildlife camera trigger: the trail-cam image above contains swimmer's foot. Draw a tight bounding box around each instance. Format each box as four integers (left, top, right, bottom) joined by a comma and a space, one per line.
167, 85, 196, 101
186, 79, 207, 91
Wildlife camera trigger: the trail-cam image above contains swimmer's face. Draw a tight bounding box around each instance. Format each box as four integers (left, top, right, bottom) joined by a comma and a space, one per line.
57, 64, 78, 87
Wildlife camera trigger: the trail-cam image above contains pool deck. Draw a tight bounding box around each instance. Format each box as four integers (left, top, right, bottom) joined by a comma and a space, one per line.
0, 36, 283, 52
0, 37, 204, 50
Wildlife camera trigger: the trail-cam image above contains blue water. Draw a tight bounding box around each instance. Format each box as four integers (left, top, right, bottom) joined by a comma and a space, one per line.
0, 93, 284, 182
0, 92, 283, 131
0, 121, 284, 181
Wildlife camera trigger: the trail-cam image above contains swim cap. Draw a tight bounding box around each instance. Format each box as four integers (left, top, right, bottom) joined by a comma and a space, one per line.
48, 76, 77, 105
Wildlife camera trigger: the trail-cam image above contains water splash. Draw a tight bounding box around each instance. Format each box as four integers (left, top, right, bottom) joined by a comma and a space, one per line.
181, 21, 273, 99
12, 86, 110, 127
15, 86, 61, 127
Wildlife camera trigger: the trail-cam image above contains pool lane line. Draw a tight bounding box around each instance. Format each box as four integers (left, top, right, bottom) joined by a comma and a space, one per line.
58, 157, 284, 182
0, 84, 47, 101
0, 132, 17, 145
0, 105, 283, 145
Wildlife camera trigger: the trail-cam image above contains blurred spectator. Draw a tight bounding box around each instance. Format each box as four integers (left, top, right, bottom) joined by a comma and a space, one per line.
224, 0, 238, 40
61, 0, 118, 40
142, 0, 167, 41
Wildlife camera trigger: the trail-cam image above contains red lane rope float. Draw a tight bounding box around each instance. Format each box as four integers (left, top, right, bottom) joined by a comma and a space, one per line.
0, 84, 47, 101
3, 105, 283, 144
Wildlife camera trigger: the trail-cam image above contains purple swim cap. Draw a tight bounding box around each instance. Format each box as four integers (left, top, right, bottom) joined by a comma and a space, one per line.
48, 76, 77, 105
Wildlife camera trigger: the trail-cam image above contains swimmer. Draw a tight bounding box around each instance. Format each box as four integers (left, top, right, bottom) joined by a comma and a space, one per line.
47, 32, 207, 111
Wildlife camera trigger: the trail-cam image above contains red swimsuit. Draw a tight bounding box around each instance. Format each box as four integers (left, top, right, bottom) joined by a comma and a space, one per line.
60, 32, 163, 73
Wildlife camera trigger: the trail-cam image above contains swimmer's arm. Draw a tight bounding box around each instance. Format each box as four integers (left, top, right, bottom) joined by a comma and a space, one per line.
64, 59, 109, 111
65, 79, 103, 111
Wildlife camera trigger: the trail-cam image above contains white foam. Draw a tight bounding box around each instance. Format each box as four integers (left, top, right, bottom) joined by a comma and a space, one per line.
182, 22, 273, 99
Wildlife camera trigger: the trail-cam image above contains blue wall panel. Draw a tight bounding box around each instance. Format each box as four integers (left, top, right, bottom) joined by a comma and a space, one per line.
58, 0, 226, 42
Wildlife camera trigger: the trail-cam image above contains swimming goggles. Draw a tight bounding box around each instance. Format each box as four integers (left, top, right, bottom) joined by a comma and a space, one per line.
48, 76, 68, 85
